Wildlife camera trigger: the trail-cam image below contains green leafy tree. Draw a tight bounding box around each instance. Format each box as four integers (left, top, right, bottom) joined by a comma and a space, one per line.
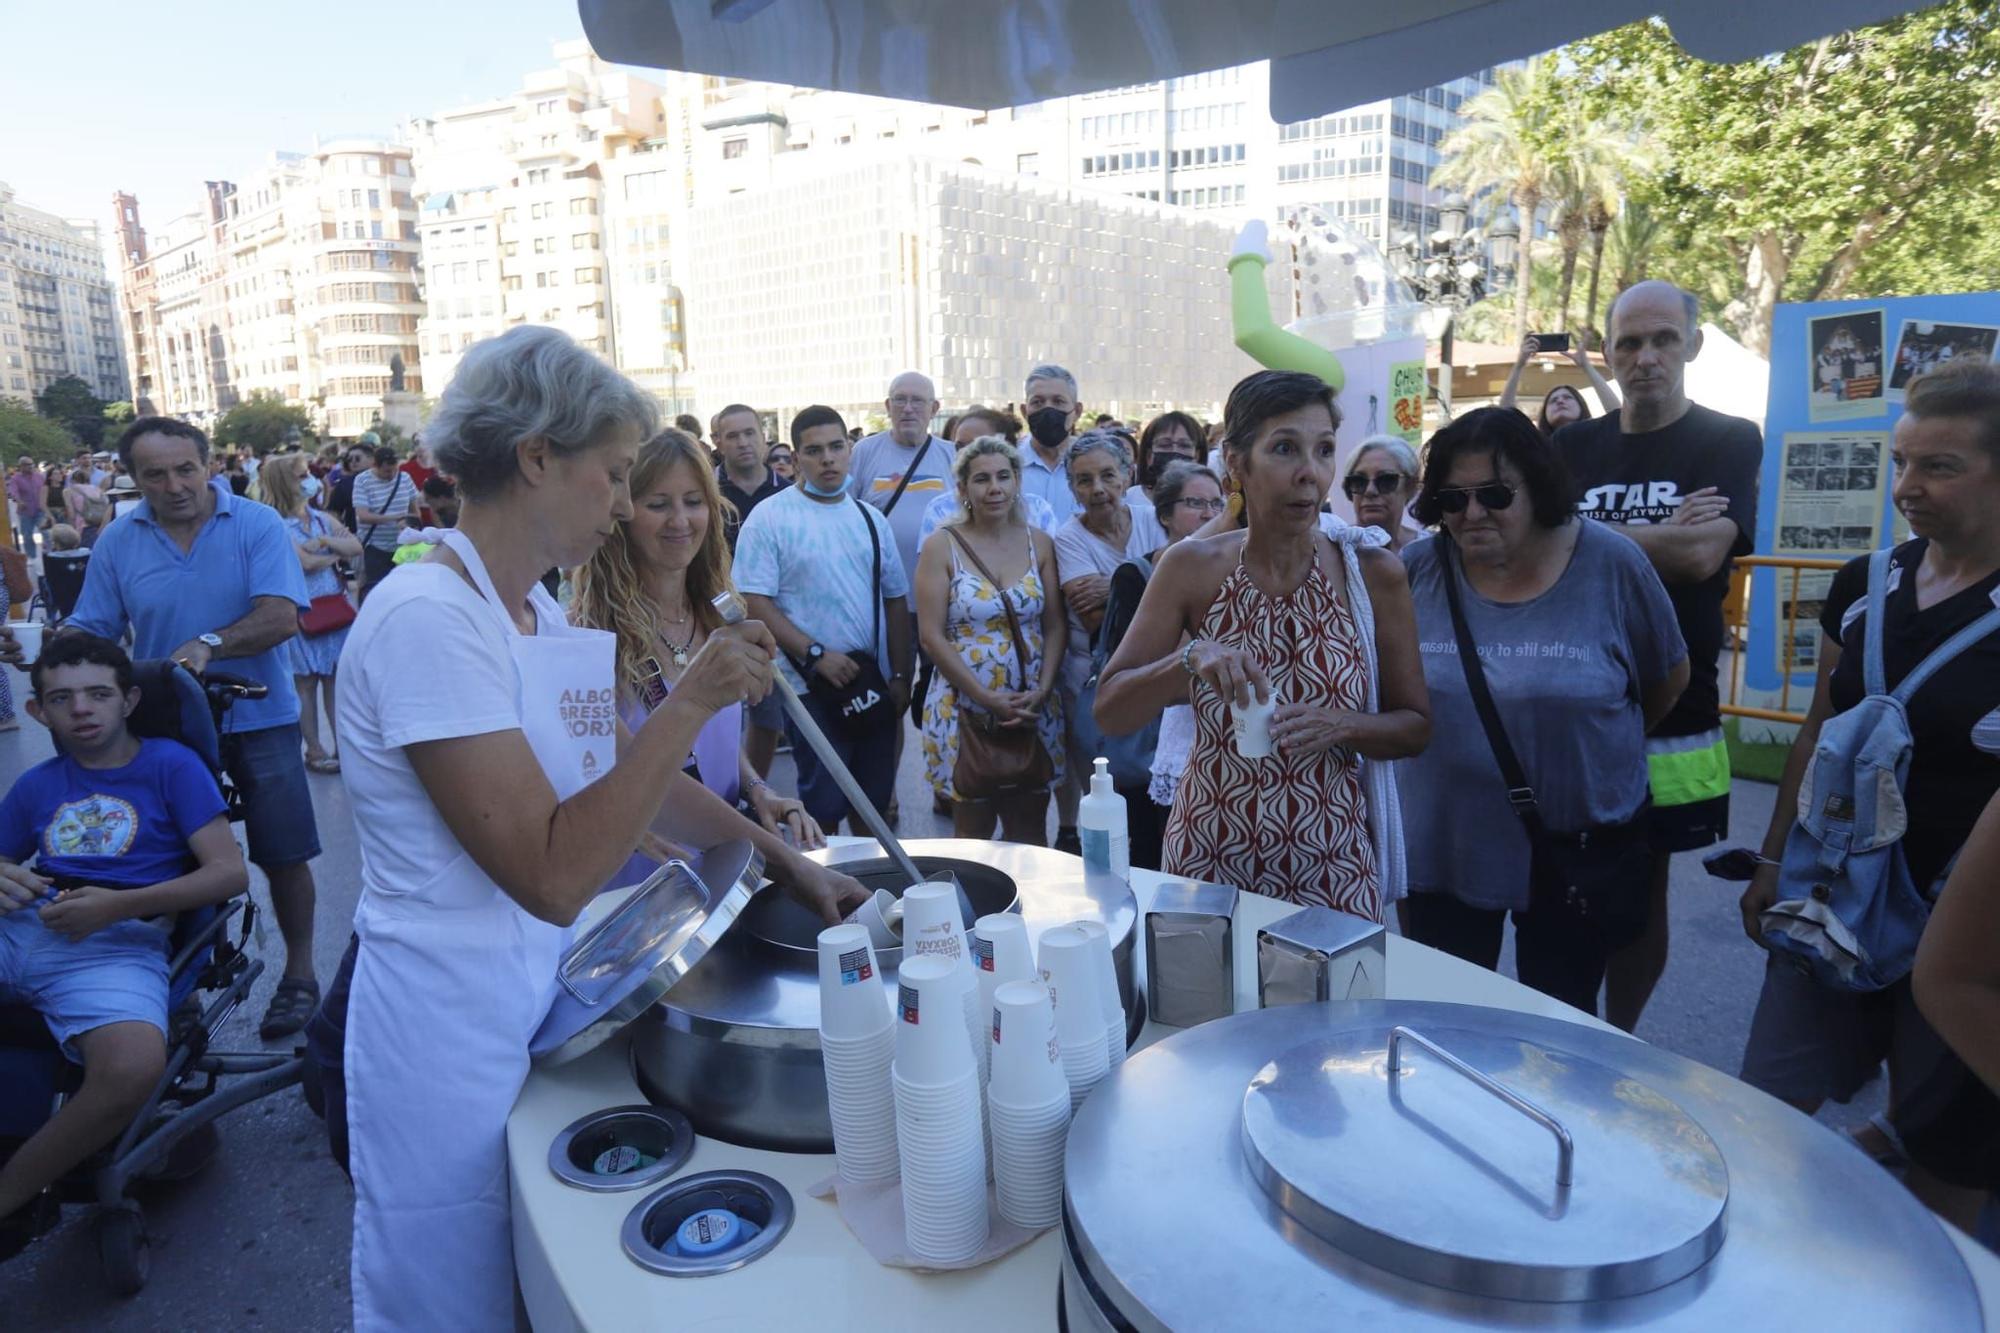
34, 374, 108, 447
1545, 98, 1648, 338
103, 400, 135, 426
1435, 55, 1565, 343
1570, 4, 2000, 355
0, 397, 83, 464
212, 391, 313, 456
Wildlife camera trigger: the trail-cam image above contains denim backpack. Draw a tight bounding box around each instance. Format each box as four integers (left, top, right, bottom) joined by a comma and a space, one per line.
1762, 548, 2000, 990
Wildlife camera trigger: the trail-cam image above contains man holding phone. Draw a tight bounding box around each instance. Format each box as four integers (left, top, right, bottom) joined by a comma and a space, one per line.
1554, 281, 1764, 1034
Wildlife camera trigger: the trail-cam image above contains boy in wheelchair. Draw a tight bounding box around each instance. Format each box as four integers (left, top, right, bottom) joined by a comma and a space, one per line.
0, 633, 246, 1258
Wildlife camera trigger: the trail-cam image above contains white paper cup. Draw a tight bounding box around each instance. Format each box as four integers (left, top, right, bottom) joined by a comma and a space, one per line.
893, 955, 977, 1087
842, 887, 903, 951
900, 882, 970, 966
987, 979, 1070, 1108
1038, 926, 1111, 1109
1072, 919, 1127, 1068
971, 913, 1037, 1017
817, 925, 893, 1039
990, 1092, 1070, 1228
1230, 690, 1277, 759
7, 620, 42, 665
894, 1063, 988, 1262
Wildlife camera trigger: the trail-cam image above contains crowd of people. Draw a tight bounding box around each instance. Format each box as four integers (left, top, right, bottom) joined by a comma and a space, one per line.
2, 276, 1999, 1315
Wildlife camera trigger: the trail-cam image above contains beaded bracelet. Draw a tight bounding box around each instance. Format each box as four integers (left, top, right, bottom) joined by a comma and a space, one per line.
1179, 640, 1201, 677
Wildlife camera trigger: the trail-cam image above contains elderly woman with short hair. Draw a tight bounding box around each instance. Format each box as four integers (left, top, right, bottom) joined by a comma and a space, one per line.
1341, 434, 1421, 553
334, 326, 862, 1330
1397, 406, 1687, 1015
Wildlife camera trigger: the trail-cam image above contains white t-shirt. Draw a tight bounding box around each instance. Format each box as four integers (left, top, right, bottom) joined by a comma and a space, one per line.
916, 489, 1059, 552
1052, 509, 1165, 696
848, 432, 955, 586
732, 486, 911, 692
335, 564, 531, 902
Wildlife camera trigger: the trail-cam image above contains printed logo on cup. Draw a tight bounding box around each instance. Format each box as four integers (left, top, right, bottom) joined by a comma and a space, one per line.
970, 934, 994, 972
838, 946, 874, 985
898, 983, 921, 1024
558, 686, 617, 739
991, 1007, 1004, 1044
912, 926, 961, 962
1046, 1034, 1062, 1064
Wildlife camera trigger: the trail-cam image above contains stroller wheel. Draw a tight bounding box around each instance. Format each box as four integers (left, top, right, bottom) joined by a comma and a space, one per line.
96, 1203, 149, 1297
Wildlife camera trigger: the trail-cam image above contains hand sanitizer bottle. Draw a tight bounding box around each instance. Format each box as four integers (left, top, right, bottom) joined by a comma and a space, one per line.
1078, 756, 1130, 887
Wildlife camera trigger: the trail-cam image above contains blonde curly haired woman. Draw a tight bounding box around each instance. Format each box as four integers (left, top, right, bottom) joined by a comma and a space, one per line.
914, 435, 1067, 843
571, 429, 842, 888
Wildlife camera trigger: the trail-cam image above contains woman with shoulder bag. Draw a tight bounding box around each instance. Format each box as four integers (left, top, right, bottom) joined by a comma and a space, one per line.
263, 452, 362, 773
916, 435, 1066, 843
1398, 407, 1689, 1016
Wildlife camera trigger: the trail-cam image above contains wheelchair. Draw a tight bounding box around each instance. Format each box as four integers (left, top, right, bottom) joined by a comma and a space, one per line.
28, 548, 90, 627
0, 660, 303, 1295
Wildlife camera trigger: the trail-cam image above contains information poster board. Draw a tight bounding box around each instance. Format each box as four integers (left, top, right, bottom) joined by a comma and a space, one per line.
1749, 292, 2000, 699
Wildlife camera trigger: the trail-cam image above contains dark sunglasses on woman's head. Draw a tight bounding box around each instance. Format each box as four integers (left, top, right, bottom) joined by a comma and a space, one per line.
1342, 471, 1405, 499
1434, 482, 1518, 514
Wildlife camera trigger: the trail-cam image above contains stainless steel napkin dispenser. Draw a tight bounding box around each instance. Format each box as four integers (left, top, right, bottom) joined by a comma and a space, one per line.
1256, 907, 1386, 1008
1144, 880, 1238, 1028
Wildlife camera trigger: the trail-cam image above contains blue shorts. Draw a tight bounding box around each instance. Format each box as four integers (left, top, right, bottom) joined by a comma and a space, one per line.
221, 723, 321, 867
0, 910, 171, 1057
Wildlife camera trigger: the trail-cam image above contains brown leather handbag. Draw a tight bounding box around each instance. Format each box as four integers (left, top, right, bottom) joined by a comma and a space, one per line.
944, 528, 1054, 802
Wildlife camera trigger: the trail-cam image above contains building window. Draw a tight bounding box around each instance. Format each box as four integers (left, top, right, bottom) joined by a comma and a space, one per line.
1017, 153, 1039, 176
722, 137, 748, 160
569, 197, 597, 215
571, 233, 599, 250
527, 169, 551, 186
573, 267, 601, 284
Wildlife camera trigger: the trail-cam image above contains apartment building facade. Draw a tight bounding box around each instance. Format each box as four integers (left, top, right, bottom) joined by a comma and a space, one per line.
0, 182, 129, 404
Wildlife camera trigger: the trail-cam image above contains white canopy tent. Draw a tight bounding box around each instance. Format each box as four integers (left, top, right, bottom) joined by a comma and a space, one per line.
1687, 321, 1772, 431
579, 0, 1937, 118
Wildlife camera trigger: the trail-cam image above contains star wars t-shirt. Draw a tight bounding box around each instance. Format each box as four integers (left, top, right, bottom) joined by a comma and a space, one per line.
1555, 403, 1763, 737
0, 738, 224, 888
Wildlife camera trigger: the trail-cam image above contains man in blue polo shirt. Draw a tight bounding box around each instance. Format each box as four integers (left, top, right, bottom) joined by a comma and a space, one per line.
64, 417, 322, 1039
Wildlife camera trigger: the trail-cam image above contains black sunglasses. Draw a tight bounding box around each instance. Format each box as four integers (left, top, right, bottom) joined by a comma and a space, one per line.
1342, 471, 1406, 498
1433, 482, 1518, 514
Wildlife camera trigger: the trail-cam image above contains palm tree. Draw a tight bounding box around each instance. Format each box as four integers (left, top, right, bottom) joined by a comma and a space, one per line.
1435, 56, 1563, 343
1546, 99, 1633, 336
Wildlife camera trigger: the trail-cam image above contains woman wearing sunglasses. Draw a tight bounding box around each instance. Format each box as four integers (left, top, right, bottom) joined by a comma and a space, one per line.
1341, 435, 1421, 553
1397, 407, 1689, 1015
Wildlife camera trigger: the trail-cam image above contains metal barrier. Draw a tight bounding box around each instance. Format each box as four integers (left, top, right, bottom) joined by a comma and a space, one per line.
1719, 554, 1849, 725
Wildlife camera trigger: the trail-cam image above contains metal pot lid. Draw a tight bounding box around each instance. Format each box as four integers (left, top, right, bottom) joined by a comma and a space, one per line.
1240, 1023, 1728, 1302
531, 839, 761, 1067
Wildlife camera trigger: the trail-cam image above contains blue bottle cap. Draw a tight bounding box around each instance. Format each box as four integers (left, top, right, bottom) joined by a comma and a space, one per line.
674, 1208, 761, 1256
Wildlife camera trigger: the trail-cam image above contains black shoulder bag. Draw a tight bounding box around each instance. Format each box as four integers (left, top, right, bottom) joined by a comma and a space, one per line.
879, 436, 938, 517
1439, 535, 1652, 946
798, 496, 894, 740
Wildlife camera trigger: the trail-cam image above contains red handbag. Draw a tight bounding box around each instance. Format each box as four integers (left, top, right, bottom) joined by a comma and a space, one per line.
299, 592, 356, 637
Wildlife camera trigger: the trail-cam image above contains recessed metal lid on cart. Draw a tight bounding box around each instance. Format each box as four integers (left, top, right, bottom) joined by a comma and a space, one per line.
530, 840, 762, 1067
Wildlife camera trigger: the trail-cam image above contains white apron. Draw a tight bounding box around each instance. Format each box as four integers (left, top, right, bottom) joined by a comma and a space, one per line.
347, 532, 616, 1331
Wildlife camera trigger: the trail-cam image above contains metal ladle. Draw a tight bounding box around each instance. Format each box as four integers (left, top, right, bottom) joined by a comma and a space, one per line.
711, 590, 941, 897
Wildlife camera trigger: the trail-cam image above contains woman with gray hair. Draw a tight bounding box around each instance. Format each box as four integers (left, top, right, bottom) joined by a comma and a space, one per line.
332, 326, 864, 1329
915, 434, 1067, 842
1341, 434, 1421, 552
1052, 429, 1165, 849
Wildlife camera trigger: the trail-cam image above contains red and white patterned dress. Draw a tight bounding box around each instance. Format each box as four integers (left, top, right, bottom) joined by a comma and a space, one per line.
1162, 554, 1380, 920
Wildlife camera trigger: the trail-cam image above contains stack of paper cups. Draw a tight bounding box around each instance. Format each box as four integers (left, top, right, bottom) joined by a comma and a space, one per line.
971, 913, 1038, 1027
1037, 925, 1111, 1113
892, 955, 989, 1263
987, 979, 1071, 1228
1073, 918, 1128, 1070
817, 925, 898, 1186
902, 884, 987, 1161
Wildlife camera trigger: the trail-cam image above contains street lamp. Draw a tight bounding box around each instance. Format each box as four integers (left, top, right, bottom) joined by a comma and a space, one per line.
1386, 192, 1509, 417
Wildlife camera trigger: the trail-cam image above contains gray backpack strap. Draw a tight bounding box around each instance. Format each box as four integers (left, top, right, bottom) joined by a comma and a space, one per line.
1862, 548, 1892, 699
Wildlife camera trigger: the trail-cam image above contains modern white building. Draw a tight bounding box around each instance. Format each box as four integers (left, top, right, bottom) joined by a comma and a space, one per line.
0, 182, 129, 403
683, 155, 1286, 421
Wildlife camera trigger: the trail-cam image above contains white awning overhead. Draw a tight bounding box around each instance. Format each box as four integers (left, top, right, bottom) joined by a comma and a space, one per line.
579, 0, 1935, 117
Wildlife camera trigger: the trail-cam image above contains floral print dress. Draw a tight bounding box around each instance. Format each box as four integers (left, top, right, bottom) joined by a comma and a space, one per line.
921, 527, 1066, 801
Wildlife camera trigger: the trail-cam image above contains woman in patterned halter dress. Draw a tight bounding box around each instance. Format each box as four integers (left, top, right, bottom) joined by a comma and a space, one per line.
1093, 371, 1431, 920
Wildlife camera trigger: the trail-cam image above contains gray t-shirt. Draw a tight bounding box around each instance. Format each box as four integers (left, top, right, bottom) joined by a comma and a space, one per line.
351, 470, 417, 550
1399, 521, 1686, 911
848, 432, 955, 588
1053, 511, 1164, 698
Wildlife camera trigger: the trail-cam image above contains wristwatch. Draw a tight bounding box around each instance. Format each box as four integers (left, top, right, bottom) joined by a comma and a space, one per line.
198, 633, 223, 651
805, 642, 825, 665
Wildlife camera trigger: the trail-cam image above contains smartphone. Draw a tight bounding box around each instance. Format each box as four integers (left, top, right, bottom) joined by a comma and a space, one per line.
1528, 331, 1571, 353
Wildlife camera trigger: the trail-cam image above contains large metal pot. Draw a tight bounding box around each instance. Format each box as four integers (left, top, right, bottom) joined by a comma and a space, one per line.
632, 840, 1137, 1152
1062, 1001, 1983, 1329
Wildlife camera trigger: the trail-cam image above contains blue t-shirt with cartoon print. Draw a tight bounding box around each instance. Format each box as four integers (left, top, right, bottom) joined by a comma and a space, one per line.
0, 738, 224, 888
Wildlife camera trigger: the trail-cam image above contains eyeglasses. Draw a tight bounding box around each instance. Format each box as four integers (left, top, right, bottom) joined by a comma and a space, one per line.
1433, 483, 1518, 514
887, 395, 931, 410
1342, 471, 1406, 498
1175, 496, 1225, 514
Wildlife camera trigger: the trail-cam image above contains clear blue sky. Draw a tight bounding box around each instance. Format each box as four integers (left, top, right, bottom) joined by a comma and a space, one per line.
1, 0, 643, 239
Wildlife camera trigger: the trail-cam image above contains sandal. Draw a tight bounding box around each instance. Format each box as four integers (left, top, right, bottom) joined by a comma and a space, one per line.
307, 755, 342, 774
260, 977, 320, 1040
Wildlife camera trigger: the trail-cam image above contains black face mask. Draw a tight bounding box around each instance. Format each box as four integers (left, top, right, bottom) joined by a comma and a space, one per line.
1027, 407, 1072, 449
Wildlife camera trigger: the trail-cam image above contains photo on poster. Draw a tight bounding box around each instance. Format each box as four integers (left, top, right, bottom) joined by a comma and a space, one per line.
1887, 319, 2000, 401
1774, 430, 1890, 557
1775, 567, 1834, 677
1807, 308, 1887, 422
